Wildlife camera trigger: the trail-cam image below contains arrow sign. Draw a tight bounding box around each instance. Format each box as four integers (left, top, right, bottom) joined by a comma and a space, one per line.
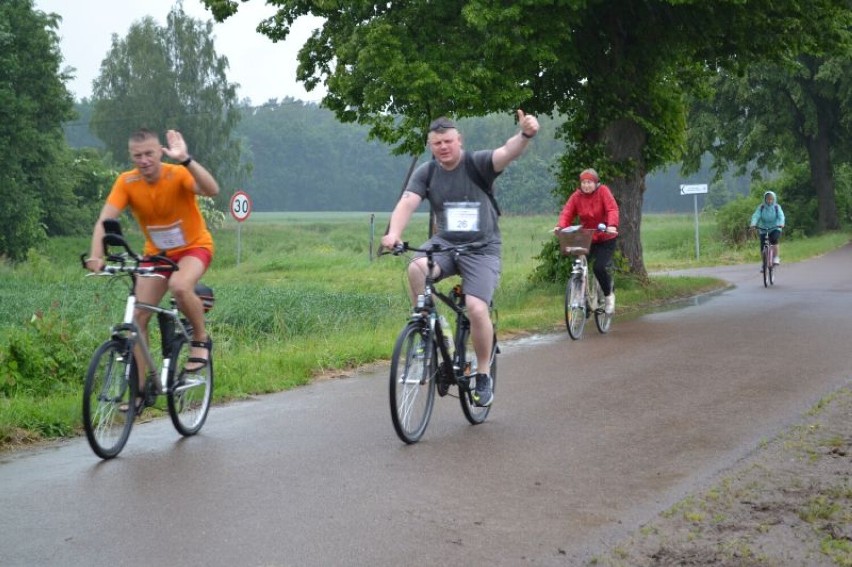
680, 184, 708, 195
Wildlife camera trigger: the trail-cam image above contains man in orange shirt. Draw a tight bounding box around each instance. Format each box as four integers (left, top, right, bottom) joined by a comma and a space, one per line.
85, 129, 219, 397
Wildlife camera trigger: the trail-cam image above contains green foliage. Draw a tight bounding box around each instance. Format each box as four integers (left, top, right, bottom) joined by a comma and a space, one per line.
199, 196, 225, 230
90, 2, 249, 207
202, 0, 850, 282
685, 42, 852, 232
0, 308, 88, 398
716, 196, 761, 246
0, 0, 75, 260
529, 237, 572, 285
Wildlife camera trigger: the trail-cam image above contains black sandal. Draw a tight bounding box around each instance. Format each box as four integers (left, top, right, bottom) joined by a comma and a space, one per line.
184, 338, 212, 373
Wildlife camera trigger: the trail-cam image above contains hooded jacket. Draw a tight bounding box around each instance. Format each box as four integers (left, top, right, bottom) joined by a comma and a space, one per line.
750, 191, 785, 231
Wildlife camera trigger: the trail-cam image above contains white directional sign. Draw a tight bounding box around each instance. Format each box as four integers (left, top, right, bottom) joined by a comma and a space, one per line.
680, 184, 708, 195
230, 190, 252, 222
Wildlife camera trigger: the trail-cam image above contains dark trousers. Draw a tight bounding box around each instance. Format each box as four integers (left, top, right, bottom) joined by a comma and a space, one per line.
759, 229, 781, 251
588, 238, 616, 295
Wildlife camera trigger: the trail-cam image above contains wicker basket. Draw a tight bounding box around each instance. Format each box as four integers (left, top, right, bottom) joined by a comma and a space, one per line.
558, 228, 594, 257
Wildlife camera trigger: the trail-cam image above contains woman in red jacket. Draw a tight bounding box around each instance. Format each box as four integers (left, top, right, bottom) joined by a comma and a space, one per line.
555, 168, 620, 313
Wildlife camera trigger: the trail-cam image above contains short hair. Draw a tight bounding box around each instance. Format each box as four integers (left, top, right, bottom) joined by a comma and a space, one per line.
129, 128, 159, 144
429, 116, 457, 133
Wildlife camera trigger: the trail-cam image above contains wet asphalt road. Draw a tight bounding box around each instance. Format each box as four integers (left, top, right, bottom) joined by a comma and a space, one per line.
2, 244, 851, 566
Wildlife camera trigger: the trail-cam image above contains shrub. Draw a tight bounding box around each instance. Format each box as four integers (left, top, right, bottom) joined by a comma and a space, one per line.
715, 195, 761, 245
0, 307, 87, 398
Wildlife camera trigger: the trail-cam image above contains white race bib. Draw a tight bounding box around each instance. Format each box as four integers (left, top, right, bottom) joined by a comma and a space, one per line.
445, 202, 480, 232
147, 220, 187, 250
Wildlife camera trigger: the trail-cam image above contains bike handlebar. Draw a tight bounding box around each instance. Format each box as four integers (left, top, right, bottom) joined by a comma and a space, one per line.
387, 241, 488, 256
80, 223, 179, 276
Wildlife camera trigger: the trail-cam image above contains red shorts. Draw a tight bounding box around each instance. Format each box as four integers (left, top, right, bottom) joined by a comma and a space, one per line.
142, 248, 212, 277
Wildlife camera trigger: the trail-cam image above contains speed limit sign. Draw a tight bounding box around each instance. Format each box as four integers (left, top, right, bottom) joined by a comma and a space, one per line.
230, 190, 252, 222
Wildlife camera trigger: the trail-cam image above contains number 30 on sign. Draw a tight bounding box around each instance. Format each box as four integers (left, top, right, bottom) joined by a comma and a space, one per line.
230, 190, 252, 222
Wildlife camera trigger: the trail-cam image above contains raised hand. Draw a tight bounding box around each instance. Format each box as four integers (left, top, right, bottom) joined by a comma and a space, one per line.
517, 109, 539, 138
162, 130, 190, 163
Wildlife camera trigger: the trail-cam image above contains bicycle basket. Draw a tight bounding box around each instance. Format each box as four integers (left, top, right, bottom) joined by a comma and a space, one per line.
195, 283, 214, 312
558, 228, 594, 256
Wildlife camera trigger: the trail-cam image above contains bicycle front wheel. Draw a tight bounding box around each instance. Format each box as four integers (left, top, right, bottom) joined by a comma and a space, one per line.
167, 337, 213, 436
82, 339, 136, 459
594, 279, 613, 334
762, 248, 769, 287
459, 327, 497, 424
565, 276, 587, 340
389, 321, 436, 444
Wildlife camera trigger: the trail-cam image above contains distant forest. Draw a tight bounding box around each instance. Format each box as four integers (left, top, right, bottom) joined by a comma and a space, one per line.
65, 99, 748, 215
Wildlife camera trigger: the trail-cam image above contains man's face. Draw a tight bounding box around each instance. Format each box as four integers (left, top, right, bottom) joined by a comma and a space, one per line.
765, 195, 774, 205
428, 129, 462, 168
129, 137, 163, 182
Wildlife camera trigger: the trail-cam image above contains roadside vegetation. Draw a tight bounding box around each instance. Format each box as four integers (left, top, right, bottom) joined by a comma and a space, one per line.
0, 213, 849, 449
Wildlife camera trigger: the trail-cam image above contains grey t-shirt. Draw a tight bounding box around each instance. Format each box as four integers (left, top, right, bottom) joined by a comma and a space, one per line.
407, 150, 502, 254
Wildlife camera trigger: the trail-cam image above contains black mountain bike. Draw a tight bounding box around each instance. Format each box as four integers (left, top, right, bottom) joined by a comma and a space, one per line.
80, 219, 214, 459
386, 242, 498, 444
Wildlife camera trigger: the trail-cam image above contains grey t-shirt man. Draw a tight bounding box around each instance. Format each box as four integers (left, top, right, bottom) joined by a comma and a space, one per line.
407, 149, 502, 257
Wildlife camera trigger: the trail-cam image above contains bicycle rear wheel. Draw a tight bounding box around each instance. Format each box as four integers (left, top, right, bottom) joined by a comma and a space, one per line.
82, 339, 136, 459
389, 321, 436, 444
167, 337, 214, 436
768, 262, 775, 285
594, 278, 613, 334
565, 276, 587, 340
459, 326, 497, 424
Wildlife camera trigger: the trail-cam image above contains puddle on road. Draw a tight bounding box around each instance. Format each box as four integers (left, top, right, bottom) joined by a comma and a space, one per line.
500, 288, 729, 351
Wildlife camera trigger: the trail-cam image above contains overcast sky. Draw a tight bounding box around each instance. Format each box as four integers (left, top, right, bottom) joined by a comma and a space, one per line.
34, 0, 325, 104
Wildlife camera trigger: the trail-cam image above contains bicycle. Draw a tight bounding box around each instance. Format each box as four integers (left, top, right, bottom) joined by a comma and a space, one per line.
80, 219, 214, 459
558, 225, 613, 340
754, 226, 781, 287
386, 242, 499, 444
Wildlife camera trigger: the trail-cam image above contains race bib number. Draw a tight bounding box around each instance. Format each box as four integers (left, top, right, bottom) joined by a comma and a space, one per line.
147, 221, 187, 250
445, 202, 480, 232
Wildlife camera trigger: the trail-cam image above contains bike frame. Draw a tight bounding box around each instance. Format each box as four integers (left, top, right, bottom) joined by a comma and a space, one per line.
412, 253, 475, 389
111, 289, 191, 395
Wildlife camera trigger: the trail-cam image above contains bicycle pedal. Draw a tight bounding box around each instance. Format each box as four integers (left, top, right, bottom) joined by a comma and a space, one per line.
437, 381, 450, 397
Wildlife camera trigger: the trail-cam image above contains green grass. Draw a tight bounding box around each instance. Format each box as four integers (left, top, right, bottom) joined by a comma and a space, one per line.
0, 213, 849, 448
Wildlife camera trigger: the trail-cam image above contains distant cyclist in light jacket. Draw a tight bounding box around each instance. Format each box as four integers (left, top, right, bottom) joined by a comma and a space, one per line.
749, 190, 785, 265
554, 168, 619, 314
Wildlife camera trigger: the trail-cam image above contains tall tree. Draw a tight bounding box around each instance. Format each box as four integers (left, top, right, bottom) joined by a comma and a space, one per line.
202, 0, 849, 279
0, 0, 76, 260
685, 48, 852, 232
90, 1, 248, 206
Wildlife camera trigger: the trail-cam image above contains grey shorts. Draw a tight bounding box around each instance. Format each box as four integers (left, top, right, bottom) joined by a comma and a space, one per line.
416, 248, 501, 305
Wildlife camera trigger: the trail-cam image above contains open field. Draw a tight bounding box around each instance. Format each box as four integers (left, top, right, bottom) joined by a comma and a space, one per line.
0, 213, 848, 448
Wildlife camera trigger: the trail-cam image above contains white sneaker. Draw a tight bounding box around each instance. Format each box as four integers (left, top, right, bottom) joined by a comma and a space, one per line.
604, 293, 615, 314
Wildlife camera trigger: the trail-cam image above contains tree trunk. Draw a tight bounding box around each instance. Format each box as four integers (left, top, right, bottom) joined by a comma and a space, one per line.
603, 118, 648, 280
805, 95, 839, 231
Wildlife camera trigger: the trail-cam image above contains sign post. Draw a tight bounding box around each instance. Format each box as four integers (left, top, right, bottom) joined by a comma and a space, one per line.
229, 190, 252, 265
679, 184, 708, 260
